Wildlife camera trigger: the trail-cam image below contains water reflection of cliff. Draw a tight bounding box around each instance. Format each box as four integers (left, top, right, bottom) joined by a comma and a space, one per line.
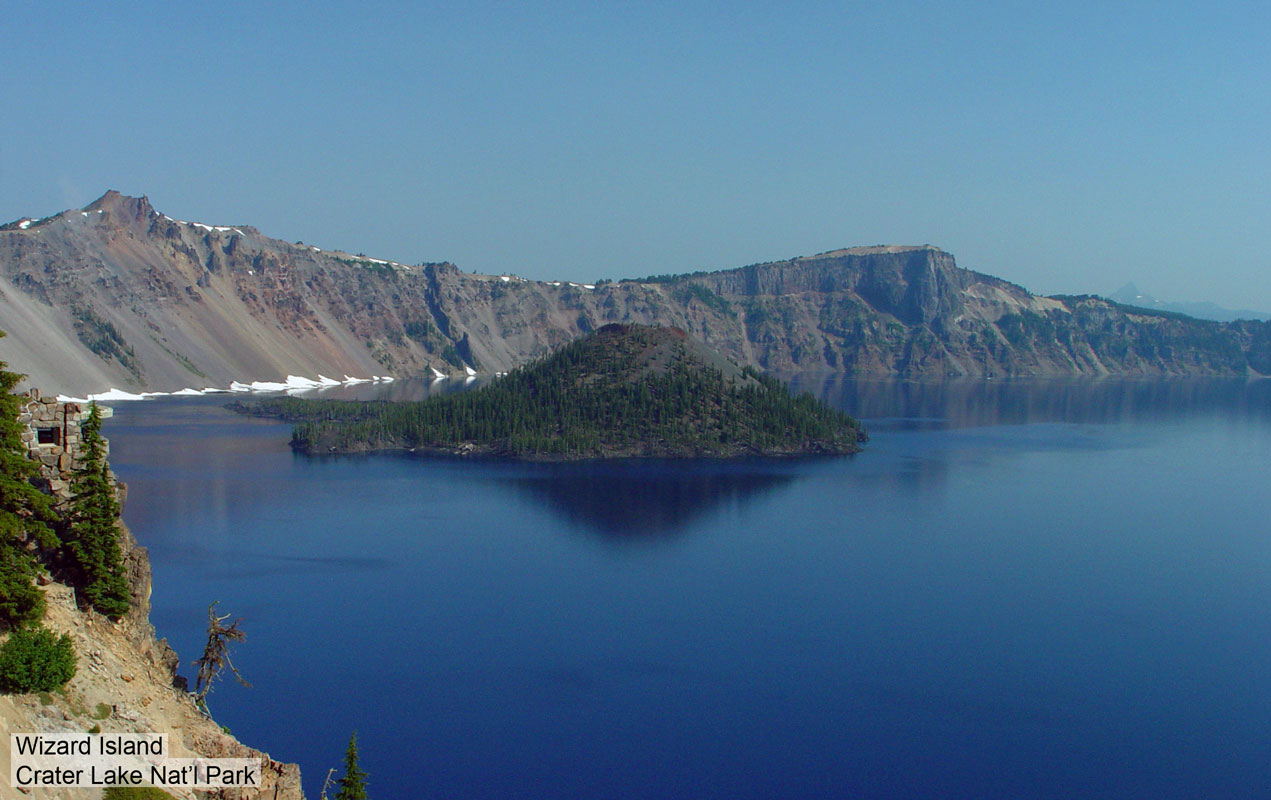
789, 375, 1271, 428
495, 463, 800, 541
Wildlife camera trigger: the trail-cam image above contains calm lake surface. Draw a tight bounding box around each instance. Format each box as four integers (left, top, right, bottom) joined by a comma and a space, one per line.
102, 378, 1271, 799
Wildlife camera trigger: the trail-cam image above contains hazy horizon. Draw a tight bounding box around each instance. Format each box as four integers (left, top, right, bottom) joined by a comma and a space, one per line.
4, 2, 1267, 309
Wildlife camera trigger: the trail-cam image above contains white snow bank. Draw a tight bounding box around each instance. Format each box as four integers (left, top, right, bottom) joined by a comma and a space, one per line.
248, 380, 288, 391
18, 220, 31, 230
380, 376, 395, 383
56, 394, 89, 403
342, 375, 371, 385
229, 381, 253, 392
431, 367, 447, 379
464, 365, 476, 376
171, 388, 204, 396
316, 375, 342, 386
201, 387, 230, 394
88, 388, 147, 401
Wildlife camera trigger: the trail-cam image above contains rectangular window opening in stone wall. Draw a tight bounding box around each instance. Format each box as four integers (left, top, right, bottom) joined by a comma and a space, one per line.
36, 427, 61, 446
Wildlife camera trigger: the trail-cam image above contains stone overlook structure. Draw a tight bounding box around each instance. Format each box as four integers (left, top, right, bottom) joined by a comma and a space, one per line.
17, 388, 117, 513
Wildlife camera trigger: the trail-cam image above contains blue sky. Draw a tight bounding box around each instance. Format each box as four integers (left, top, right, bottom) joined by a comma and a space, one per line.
3, 1, 1268, 308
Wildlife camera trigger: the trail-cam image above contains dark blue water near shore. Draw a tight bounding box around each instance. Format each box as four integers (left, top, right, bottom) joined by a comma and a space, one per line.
102, 379, 1271, 799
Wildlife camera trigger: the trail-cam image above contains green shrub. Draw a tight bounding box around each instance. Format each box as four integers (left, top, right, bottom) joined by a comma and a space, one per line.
403, 319, 435, 343
103, 788, 177, 799
93, 701, 111, 719
0, 625, 76, 693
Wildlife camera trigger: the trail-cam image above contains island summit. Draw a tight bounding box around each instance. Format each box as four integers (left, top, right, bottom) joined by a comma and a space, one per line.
241, 324, 867, 460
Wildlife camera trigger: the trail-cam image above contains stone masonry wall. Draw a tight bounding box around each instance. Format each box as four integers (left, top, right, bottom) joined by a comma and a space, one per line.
16, 387, 119, 514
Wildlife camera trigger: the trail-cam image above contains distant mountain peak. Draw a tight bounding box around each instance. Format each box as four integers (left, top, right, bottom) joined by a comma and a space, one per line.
1109, 283, 1154, 305
84, 190, 155, 222
1108, 283, 1269, 323
85, 189, 126, 207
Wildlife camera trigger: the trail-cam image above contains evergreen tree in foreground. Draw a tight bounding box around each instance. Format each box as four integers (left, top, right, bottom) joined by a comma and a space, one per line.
62, 403, 130, 618
0, 335, 57, 629
0, 339, 78, 695
336, 732, 369, 800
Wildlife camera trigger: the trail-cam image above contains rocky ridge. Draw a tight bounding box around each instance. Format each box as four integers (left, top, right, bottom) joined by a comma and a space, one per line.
2, 192, 1269, 394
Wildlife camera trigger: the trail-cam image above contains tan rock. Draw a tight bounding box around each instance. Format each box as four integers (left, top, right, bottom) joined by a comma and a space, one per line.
0, 528, 306, 800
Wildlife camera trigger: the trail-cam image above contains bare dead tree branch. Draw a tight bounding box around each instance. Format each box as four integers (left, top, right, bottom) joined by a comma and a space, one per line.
319, 767, 337, 800
192, 600, 250, 713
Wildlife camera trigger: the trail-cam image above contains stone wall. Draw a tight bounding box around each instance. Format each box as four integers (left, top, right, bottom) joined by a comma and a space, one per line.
16, 387, 117, 514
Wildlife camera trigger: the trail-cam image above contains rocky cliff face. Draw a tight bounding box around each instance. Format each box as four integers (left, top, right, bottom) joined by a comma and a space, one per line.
2, 192, 1268, 394
0, 392, 304, 800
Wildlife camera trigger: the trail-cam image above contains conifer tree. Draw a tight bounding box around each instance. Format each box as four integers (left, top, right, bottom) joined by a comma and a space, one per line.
336, 732, 369, 800
63, 403, 130, 618
0, 339, 56, 629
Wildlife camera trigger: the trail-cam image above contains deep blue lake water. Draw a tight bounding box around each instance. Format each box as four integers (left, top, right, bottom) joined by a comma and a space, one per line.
102, 378, 1271, 799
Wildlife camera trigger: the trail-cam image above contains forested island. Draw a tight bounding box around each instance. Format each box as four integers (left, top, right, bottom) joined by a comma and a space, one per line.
237, 324, 866, 460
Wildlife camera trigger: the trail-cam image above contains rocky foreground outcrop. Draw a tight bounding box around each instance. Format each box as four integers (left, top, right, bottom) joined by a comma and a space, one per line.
0, 553, 304, 800
0, 393, 303, 800
1, 192, 1268, 394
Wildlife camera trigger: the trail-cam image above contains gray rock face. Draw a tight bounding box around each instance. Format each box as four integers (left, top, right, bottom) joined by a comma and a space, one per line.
1, 193, 1268, 393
